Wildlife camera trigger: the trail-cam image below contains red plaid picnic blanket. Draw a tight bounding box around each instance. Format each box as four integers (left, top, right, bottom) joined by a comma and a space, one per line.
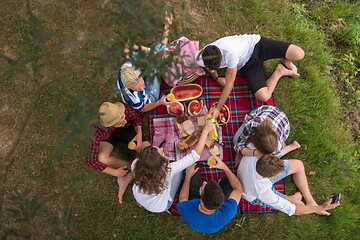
149, 76, 284, 214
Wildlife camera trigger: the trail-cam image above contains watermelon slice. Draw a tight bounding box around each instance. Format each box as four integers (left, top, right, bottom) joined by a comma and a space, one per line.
171, 84, 203, 102
188, 100, 203, 116
167, 101, 185, 116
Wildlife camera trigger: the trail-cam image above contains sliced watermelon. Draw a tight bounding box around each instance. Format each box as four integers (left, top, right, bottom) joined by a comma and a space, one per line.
188, 100, 203, 116
167, 101, 185, 116
171, 83, 203, 102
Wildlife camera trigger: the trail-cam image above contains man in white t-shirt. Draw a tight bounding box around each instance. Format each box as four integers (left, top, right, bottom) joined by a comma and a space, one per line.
195, 35, 305, 119
237, 145, 340, 216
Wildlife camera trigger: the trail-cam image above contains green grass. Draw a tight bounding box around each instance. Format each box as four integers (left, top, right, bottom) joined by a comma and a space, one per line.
1, 0, 359, 239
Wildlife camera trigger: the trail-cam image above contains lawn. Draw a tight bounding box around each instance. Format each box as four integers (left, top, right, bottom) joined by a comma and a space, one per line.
1, 0, 359, 239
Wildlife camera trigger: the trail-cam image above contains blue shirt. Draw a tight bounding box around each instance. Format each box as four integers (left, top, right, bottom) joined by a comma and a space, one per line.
177, 198, 238, 234
117, 61, 151, 111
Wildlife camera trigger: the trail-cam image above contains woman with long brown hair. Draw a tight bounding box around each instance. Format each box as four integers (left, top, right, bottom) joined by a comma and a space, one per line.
233, 105, 300, 167
131, 120, 214, 213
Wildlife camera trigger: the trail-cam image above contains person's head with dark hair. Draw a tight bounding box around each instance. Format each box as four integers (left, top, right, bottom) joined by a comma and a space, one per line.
256, 154, 285, 178
202, 45, 222, 70
133, 146, 170, 195
200, 181, 225, 210
251, 119, 279, 154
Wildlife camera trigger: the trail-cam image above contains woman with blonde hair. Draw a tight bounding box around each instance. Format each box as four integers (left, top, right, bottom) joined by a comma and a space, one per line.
131, 120, 214, 213
233, 105, 300, 167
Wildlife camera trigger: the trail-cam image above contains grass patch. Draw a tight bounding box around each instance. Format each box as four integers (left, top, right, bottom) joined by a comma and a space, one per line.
1, 0, 359, 239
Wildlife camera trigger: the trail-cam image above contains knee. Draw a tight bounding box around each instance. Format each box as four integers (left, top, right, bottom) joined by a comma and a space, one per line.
293, 159, 304, 171
254, 91, 271, 103
98, 152, 111, 165
287, 45, 305, 61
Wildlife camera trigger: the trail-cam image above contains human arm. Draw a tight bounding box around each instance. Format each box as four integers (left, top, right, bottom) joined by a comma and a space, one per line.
210, 156, 242, 204
139, 96, 171, 112
194, 119, 214, 156
131, 125, 143, 151
210, 66, 237, 119
179, 163, 199, 202
101, 166, 129, 178
162, 12, 173, 44
292, 198, 340, 215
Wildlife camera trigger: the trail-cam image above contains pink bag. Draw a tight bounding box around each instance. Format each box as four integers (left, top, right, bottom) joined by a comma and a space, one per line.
163, 37, 205, 87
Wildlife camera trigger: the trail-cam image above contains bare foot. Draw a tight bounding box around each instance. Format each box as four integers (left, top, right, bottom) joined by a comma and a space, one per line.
292, 192, 303, 202
276, 63, 300, 78
117, 177, 127, 204
289, 141, 301, 151
307, 202, 330, 216
286, 192, 305, 205
136, 201, 143, 208
281, 59, 300, 76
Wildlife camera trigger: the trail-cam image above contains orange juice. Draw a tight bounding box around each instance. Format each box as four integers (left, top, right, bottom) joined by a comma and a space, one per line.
206, 114, 219, 141
128, 141, 136, 150
167, 93, 175, 101
207, 157, 217, 166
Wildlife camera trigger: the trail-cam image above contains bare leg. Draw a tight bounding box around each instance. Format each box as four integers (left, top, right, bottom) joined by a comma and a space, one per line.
281, 141, 301, 156
99, 141, 131, 168
254, 63, 300, 102
281, 44, 305, 77
117, 172, 134, 204
288, 160, 330, 216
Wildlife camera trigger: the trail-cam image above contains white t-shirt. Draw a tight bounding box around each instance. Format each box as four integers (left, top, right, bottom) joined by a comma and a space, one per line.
195, 34, 261, 70
131, 150, 200, 213
236, 144, 296, 216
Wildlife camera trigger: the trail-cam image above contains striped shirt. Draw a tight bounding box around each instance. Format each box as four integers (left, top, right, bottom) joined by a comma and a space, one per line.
234, 105, 290, 157
117, 61, 151, 111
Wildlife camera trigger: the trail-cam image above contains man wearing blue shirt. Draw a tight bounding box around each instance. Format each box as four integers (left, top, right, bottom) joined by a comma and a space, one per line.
177, 156, 242, 234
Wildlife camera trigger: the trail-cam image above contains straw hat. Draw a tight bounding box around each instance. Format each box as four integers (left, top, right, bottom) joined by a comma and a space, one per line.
99, 102, 125, 127
121, 65, 141, 88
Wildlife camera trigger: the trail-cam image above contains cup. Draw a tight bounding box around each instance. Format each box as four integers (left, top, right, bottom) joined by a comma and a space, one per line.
207, 157, 217, 167
128, 141, 137, 150
166, 93, 175, 102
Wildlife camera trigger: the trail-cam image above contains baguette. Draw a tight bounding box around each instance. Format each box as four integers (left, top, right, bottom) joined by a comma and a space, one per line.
177, 127, 204, 151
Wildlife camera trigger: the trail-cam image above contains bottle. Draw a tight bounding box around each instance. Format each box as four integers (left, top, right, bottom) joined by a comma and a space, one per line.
207, 157, 217, 167
128, 141, 137, 150
166, 93, 175, 102
206, 114, 219, 141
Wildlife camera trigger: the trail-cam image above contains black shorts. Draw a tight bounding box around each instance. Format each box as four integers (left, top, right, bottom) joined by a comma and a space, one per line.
241, 37, 291, 95
104, 125, 147, 148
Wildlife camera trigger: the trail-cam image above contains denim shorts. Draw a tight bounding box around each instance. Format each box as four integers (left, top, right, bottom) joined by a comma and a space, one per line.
250, 159, 290, 208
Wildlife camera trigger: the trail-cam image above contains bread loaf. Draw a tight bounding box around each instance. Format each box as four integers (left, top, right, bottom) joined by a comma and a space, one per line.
177, 127, 203, 151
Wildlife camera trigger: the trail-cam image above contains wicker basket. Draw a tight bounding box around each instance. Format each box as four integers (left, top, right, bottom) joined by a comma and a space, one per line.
209, 102, 230, 125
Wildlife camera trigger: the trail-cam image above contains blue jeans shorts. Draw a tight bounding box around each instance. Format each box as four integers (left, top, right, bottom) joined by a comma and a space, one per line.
250, 159, 290, 208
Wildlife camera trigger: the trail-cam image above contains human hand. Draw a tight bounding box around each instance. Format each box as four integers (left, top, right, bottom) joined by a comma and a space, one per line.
254, 149, 264, 159
209, 156, 228, 171
185, 163, 199, 179
210, 107, 220, 121
322, 197, 340, 211
159, 95, 171, 106
203, 119, 214, 133
234, 153, 242, 169
165, 11, 173, 26
114, 166, 129, 178
132, 134, 142, 151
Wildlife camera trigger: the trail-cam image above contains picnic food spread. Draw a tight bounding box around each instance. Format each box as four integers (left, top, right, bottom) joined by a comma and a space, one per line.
177, 127, 204, 151
188, 100, 203, 116
210, 102, 230, 125
167, 101, 185, 116
171, 83, 203, 101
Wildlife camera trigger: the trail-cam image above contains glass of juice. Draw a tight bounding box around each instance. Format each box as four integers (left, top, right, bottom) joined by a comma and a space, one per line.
207, 157, 217, 167
128, 141, 136, 150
